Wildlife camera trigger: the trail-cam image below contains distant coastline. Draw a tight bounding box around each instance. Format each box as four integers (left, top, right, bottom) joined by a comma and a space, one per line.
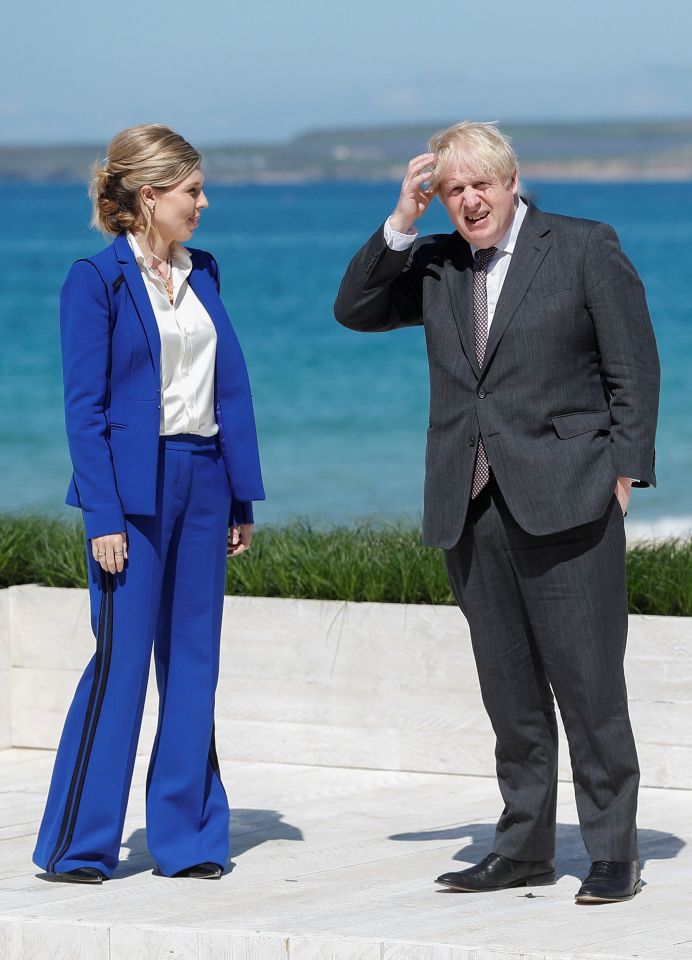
2, 119, 692, 184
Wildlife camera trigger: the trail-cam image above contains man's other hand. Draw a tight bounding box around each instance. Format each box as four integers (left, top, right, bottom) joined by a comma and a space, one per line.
615, 477, 633, 516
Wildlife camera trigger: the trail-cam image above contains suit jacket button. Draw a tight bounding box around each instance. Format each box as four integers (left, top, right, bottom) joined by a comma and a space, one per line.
477, 388, 486, 399
468, 436, 476, 446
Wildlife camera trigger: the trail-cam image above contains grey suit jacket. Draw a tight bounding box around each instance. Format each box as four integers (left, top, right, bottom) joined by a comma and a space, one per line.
334, 203, 660, 549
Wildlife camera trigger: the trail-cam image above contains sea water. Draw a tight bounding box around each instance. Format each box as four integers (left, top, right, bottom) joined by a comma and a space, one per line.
1, 181, 690, 535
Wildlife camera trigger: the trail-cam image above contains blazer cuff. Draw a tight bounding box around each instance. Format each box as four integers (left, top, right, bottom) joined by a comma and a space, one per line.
82, 505, 127, 541
613, 466, 655, 489
230, 498, 254, 526
611, 446, 656, 489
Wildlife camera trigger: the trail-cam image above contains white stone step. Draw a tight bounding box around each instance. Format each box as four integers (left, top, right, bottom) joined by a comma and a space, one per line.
3, 588, 692, 788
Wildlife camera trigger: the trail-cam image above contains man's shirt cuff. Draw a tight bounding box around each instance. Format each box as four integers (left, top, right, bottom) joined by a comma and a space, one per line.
384, 217, 418, 251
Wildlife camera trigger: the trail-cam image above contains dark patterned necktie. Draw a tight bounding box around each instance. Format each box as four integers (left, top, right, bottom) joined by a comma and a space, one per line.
471, 246, 496, 499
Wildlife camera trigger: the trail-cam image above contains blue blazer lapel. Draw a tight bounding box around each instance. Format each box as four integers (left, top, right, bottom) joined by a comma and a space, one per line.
186, 261, 224, 338
113, 233, 161, 377
187, 263, 231, 449
186, 255, 250, 391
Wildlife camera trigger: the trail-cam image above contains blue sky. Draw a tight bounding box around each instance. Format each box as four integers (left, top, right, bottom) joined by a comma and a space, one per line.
3, 0, 692, 144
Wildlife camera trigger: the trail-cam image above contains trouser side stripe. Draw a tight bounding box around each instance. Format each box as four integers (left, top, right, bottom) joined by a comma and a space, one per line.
47, 571, 113, 872
209, 722, 221, 778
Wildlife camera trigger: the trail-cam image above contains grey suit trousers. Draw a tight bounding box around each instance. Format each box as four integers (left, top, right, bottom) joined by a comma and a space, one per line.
444, 479, 639, 862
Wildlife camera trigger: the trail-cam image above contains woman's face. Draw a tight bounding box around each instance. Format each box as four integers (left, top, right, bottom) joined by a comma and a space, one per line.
147, 168, 209, 244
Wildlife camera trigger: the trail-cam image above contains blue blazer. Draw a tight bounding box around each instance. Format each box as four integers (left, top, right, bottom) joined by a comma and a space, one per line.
61, 232, 265, 540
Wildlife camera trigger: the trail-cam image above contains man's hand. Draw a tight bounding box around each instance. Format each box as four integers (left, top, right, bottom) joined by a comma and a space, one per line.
614, 477, 633, 516
91, 532, 128, 574
227, 524, 253, 558
389, 153, 436, 234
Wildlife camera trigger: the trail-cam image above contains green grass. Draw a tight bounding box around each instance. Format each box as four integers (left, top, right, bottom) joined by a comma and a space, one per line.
1, 514, 691, 615
0, 514, 89, 589
228, 521, 452, 604
626, 539, 692, 617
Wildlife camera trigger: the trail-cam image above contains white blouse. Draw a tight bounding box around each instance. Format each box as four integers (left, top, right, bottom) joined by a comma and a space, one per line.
127, 232, 218, 437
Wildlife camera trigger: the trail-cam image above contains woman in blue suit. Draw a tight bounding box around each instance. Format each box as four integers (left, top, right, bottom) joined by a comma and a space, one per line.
33, 124, 264, 883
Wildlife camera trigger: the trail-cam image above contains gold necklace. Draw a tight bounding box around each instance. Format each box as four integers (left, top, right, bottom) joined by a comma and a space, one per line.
151, 255, 174, 305
162, 261, 174, 305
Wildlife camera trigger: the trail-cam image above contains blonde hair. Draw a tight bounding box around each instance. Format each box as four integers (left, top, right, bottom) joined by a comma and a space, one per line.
89, 124, 202, 236
428, 121, 518, 193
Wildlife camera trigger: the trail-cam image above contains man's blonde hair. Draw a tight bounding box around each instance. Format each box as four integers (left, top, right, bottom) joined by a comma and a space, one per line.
428, 121, 518, 193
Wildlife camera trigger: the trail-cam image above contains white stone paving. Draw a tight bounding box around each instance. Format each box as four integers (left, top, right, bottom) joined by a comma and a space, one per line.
2, 588, 691, 959
1, 748, 691, 960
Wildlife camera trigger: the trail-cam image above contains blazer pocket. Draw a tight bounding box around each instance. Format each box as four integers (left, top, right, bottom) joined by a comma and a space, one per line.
109, 422, 127, 431
552, 410, 611, 439
524, 281, 573, 302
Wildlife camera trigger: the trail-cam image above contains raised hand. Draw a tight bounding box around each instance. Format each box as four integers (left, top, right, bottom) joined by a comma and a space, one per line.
389, 153, 436, 235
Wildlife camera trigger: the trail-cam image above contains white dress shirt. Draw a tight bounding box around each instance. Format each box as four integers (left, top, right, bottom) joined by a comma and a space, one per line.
127, 233, 218, 436
384, 199, 528, 328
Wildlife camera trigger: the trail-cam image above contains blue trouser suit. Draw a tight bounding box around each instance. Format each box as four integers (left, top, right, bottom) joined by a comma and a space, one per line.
34, 435, 232, 877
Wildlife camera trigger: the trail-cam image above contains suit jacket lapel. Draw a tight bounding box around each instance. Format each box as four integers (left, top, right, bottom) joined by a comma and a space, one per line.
482, 208, 552, 372
444, 236, 480, 379
187, 254, 253, 405
186, 258, 228, 348
113, 233, 161, 376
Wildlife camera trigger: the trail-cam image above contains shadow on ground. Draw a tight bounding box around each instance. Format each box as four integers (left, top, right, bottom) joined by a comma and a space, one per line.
389, 821, 686, 879
116, 808, 304, 878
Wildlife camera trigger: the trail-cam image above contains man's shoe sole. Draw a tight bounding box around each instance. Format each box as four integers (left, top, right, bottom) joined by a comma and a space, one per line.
436, 870, 556, 892
575, 879, 642, 904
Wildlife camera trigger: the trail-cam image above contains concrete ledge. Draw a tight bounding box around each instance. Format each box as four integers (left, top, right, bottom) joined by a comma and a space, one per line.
0, 589, 11, 750
2, 586, 692, 787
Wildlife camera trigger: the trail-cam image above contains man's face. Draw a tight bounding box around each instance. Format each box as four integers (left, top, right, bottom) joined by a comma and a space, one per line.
437, 167, 518, 248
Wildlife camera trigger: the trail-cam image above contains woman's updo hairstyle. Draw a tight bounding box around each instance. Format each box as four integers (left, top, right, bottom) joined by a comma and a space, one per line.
90, 124, 202, 236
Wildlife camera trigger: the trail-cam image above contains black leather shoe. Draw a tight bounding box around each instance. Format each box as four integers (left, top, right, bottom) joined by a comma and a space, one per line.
436, 853, 555, 892
173, 861, 223, 879
575, 860, 641, 903
51, 867, 106, 884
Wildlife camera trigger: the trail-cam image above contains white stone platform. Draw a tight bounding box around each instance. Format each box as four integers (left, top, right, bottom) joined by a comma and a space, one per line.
1, 749, 691, 960
1, 587, 691, 959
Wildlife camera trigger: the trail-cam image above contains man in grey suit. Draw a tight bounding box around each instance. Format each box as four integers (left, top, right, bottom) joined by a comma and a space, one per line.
334, 121, 659, 904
